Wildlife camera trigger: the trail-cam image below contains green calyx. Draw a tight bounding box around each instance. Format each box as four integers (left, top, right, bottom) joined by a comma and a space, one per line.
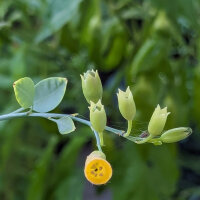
89, 100, 107, 133
161, 127, 192, 143
81, 69, 103, 104
148, 104, 170, 137
117, 86, 136, 121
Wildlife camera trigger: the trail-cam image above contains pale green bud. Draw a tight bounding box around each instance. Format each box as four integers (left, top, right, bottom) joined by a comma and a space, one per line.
152, 11, 171, 36
161, 127, 192, 143
117, 86, 136, 121
148, 104, 170, 136
89, 100, 107, 133
80, 70, 103, 104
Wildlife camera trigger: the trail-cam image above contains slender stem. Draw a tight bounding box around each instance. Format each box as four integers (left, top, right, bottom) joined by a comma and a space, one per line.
0, 109, 138, 143
124, 120, 132, 137
91, 128, 102, 152
99, 132, 104, 146
10, 107, 25, 114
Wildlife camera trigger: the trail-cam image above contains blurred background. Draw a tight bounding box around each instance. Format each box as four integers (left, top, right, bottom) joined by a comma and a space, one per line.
0, 0, 200, 199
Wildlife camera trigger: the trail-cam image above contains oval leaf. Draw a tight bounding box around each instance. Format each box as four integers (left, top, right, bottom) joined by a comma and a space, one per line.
33, 77, 67, 112
56, 117, 76, 134
13, 77, 35, 108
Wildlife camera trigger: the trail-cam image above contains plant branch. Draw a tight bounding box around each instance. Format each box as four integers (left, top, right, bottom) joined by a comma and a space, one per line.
0, 109, 142, 143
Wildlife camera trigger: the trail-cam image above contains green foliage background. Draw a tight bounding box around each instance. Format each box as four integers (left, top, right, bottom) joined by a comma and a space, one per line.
0, 0, 200, 199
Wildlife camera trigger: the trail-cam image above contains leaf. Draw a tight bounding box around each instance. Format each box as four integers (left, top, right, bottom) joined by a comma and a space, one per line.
27, 137, 58, 200
13, 77, 35, 109
35, 0, 83, 42
33, 77, 67, 112
55, 117, 76, 134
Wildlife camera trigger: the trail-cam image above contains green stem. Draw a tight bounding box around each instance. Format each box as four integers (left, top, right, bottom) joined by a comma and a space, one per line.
124, 120, 132, 137
0, 109, 139, 143
135, 135, 153, 144
91, 128, 102, 152
99, 132, 104, 146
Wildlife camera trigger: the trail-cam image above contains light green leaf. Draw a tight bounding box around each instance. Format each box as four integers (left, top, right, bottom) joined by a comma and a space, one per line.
33, 77, 67, 112
55, 117, 76, 134
13, 77, 35, 108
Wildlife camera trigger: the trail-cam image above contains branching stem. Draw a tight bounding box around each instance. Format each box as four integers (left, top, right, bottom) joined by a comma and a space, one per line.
0, 108, 144, 145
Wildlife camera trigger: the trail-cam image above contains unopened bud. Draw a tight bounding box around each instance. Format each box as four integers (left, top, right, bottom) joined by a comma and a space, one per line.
161, 127, 192, 143
148, 104, 170, 136
117, 86, 136, 121
81, 70, 103, 104
89, 100, 106, 133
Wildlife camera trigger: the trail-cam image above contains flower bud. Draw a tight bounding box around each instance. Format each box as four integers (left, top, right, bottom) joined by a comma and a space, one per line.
89, 100, 107, 133
80, 69, 103, 104
117, 86, 136, 121
161, 127, 192, 143
148, 104, 170, 136
84, 151, 112, 185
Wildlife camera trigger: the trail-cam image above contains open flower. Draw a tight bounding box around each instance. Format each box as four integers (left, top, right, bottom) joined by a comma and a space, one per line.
80, 70, 103, 104
84, 151, 112, 185
148, 104, 170, 136
89, 100, 107, 133
117, 86, 136, 121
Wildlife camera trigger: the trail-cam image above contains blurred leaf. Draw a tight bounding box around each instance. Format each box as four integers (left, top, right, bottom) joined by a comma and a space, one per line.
33, 77, 67, 112
35, 0, 83, 42
13, 77, 35, 109
27, 136, 58, 200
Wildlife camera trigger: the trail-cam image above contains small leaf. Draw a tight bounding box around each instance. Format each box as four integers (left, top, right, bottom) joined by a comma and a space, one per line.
33, 77, 67, 112
13, 77, 35, 108
55, 117, 76, 134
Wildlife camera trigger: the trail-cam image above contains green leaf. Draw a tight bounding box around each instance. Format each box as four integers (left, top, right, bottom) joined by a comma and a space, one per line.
35, 0, 83, 42
27, 137, 58, 200
33, 77, 67, 112
55, 117, 76, 134
13, 77, 35, 108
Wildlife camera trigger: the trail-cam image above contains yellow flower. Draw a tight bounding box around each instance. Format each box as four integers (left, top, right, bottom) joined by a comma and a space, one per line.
148, 104, 170, 136
84, 151, 112, 185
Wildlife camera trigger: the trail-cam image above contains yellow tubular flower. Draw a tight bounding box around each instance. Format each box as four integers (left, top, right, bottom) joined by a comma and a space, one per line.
148, 104, 170, 136
84, 151, 112, 185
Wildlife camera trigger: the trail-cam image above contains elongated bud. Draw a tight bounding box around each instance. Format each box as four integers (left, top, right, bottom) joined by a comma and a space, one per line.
84, 151, 112, 185
89, 100, 107, 133
161, 127, 192, 143
117, 86, 136, 121
148, 104, 170, 136
81, 69, 103, 104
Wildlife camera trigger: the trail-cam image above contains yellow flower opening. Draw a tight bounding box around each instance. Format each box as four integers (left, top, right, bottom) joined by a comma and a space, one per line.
84, 151, 112, 185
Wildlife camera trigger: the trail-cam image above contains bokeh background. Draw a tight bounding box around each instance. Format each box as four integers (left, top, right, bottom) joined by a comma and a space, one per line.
0, 0, 200, 199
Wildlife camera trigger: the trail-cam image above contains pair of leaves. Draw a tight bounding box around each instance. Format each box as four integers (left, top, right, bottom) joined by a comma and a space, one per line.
13, 77, 75, 135
13, 77, 67, 112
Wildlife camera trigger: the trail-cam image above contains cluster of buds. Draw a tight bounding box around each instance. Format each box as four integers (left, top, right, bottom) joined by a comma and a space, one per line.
140, 104, 192, 144
80, 69, 192, 185
81, 69, 106, 146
